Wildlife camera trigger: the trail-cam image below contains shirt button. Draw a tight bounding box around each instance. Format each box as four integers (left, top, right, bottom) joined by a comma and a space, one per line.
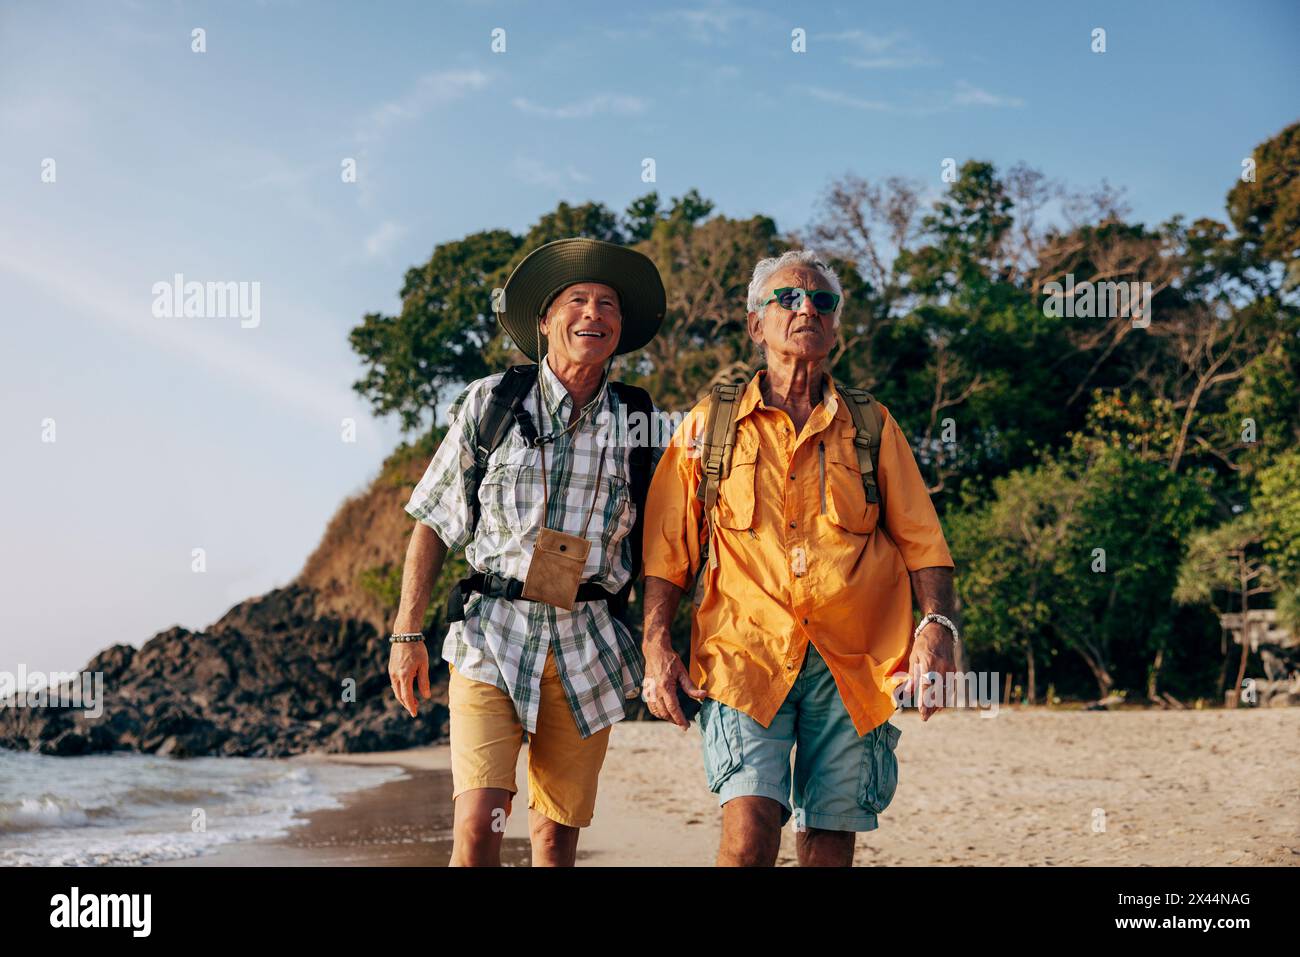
802, 617, 809, 625
786, 663, 794, 670
790, 475, 796, 481
789, 521, 797, 528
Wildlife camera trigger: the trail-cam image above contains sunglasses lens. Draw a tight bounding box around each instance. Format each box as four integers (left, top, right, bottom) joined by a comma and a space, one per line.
776, 289, 801, 309
811, 291, 837, 312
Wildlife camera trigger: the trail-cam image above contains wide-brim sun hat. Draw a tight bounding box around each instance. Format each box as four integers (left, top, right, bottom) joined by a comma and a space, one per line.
494, 238, 667, 362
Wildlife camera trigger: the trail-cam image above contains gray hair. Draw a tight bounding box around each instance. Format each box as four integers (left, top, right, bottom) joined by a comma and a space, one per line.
746, 249, 844, 359
746, 249, 844, 326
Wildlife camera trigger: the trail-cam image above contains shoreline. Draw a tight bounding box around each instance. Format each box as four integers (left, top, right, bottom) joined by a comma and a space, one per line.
150, 708, 1298, 867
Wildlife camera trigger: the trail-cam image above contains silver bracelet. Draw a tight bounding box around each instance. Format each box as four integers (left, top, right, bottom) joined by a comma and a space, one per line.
913, 613, 960, 646
389, 632, 425, 643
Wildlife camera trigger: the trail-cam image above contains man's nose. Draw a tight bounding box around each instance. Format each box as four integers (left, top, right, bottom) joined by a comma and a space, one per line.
796, 292, 821, 318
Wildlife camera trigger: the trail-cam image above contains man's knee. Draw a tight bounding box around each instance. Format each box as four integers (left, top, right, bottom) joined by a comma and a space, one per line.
451, 788, 510, 865
719, 796, 784, 866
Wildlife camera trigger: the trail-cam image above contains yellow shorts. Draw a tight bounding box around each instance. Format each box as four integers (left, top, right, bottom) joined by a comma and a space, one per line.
448, 651, 612, 828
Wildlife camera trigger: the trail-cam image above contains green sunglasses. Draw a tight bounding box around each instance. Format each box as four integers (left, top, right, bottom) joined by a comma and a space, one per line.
761, 286, 841, 313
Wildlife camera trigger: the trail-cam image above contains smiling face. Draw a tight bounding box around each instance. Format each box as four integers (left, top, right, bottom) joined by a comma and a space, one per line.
539, 281, 623, 368
747, 265, 838, 363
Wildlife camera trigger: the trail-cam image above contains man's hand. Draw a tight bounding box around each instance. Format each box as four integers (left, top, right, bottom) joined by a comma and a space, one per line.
903, 621, 956, 721
642, 639, 706, 730
641, 575, 706, 730
387, 523, 447, 718
904, 566, 959, 722
389, 640, 432, 718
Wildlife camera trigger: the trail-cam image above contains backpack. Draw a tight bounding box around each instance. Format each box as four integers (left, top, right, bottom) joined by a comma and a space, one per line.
693, 380, 884, 582
464, 364, 654, 621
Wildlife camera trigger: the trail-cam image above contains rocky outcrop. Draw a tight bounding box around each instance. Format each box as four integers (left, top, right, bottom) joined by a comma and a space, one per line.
0, 585, 448, 757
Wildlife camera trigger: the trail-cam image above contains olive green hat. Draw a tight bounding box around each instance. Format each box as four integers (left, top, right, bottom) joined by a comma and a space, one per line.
494, 238, 667, 362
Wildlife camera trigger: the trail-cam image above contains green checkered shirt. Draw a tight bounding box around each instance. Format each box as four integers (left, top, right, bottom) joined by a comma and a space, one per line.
406, 359, 662, 738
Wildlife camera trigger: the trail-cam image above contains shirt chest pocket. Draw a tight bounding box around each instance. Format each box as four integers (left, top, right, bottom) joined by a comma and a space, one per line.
478, 443, 540, 531
714, 429, 759, 530
822, 439, 878, 535
600, 465, 635, 546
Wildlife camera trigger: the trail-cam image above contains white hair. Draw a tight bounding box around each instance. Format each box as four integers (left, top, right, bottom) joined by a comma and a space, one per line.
746, 249, 844, 326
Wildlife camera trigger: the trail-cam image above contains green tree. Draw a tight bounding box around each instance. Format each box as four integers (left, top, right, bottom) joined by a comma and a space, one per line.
1226, 120, 1300, 289
349, 229, 520, 431
1176, 513, 1280, 698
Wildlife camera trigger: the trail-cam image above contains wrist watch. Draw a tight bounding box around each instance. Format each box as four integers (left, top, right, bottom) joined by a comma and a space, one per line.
913, 613, 960, 647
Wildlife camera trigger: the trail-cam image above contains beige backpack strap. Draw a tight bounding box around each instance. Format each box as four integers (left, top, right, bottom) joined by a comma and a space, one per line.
694, 382, 743, 585
839, 387, 883, 507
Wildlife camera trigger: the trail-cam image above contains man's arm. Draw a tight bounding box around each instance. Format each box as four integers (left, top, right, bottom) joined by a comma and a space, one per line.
641, 575, 703, 730
389, 381, 482, 717
639, 404, 710, 729
906, 565, 958, 722
393, 521, 449, 634
388, 522, 449, 718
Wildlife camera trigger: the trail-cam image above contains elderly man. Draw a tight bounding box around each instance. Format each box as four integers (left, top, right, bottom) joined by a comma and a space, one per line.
388, 238, 666, 867
641, 249, 959, 867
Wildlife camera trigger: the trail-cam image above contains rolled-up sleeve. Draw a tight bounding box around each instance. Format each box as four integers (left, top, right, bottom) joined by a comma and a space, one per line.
876, 405, 954, 571
404, 384, 480, 552
642, 403, 707, 589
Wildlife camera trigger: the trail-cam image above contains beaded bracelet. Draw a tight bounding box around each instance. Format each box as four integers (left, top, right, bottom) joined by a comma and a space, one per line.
389, 632, 425, 643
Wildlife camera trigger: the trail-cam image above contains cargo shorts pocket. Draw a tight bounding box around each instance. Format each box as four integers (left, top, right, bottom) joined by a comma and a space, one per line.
857, 721, 901, 814
699, 699, 743, 792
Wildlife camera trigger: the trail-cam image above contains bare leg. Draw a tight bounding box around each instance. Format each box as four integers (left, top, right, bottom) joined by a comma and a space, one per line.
529, 809, 580, 867
717, 796, 783, 867
450, 787, 511, 867
795, 826, 855, 867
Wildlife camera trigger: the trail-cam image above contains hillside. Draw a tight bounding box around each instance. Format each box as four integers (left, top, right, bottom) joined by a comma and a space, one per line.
0, 436, 458, 757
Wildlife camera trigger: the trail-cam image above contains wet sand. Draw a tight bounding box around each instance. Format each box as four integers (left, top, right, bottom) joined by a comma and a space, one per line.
152, 707, 1300, 867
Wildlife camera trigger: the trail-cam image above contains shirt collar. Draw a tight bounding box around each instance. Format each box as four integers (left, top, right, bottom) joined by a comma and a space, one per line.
737, 369, 844, 424
538, 354, 574, 421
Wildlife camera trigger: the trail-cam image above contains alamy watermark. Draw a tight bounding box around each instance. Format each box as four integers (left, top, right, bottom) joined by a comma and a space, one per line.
151, 273, 261, 328
0, 666, 104, 718
1042, 273, 1151, 328
890, 669, 1000, 716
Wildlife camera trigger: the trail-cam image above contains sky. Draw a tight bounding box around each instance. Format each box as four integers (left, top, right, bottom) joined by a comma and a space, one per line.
2, 0, 1297, 676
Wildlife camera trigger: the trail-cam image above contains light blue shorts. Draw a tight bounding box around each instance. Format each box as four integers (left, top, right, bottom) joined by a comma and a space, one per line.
697, 643, 901, 832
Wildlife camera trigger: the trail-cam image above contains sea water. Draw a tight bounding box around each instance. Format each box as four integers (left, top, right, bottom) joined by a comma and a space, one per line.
0, 749, 407, 866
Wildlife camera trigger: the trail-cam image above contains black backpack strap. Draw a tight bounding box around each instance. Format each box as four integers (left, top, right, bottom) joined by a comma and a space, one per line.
469, 365, 539, 533
608, 381, 654, 622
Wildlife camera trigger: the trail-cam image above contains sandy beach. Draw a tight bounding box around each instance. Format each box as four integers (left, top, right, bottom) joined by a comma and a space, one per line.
153, 707, 1300, 867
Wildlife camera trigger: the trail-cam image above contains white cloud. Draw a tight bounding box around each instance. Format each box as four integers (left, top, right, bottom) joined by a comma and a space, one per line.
803, 86, 894, 112
363, 221, 406, 259
820, 29, 939, 69
512, 156, 591, 190
845, 55, 940, 70
358, 69, 489, 144
952, 80, 1025, 108
0, 237, 381, 443
512, 93, 648, 119
820, 29, 907, 55
802, 80, 1024, 115
653, 4, 755, 40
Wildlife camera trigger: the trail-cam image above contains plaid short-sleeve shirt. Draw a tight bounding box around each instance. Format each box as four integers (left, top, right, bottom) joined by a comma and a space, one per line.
405, 358, 662, 738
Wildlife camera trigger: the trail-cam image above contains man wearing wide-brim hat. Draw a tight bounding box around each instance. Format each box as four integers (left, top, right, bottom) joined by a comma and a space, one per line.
388, 238, 667, 866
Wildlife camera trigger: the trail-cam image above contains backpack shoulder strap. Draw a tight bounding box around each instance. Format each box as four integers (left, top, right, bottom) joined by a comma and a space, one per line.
837, 387, 883, 506
469, 365, 539, 532
693, 381, 744, 578
695, 381, 745, 513
608, 382, 653, 574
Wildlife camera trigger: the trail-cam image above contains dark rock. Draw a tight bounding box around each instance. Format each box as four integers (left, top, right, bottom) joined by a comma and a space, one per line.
0, 585, 449, 757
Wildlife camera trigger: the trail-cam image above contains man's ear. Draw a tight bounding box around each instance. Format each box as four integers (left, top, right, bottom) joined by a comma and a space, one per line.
746, 310, 763, 345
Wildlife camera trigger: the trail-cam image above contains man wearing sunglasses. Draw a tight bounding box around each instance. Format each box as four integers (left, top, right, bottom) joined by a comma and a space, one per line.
640, 249, 958, 866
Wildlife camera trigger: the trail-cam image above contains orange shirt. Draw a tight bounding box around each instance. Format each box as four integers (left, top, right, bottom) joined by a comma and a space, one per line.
643, 370, 954, 736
